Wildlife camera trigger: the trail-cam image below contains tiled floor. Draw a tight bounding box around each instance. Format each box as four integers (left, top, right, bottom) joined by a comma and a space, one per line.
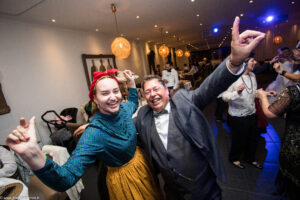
204, 100, 286, 200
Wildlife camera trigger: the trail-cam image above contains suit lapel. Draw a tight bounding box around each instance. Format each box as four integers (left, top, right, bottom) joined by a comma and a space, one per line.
170, 100, 195, 146
141, 106, 154, 161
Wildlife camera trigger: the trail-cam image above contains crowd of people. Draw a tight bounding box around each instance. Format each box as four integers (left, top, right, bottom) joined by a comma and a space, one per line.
3, 16, 300, 200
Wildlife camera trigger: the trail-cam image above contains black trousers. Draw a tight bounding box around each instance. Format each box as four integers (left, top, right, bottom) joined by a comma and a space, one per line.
215, 98, 226, 120
227, 113, 259, 162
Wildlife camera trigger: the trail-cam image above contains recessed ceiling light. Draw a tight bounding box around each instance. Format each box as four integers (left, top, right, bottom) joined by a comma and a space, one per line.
196, 14, 200, 17
136, 37, 140, 40
51, 19, 56, 22
173, 35, 176, 38
95, 29, 99, 32
191, 0, 195, 2
165, 31, 169, 34
249, 0, 253, 3
200, 23, 203, 26
240, 13, 244, 17
291, 1, 295, 4
154, 24, 158, 28
136, 16, 140, 19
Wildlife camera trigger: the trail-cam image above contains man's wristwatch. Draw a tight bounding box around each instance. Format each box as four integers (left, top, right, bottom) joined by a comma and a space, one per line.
280, 70, 287, 76
229, 59, 243, 67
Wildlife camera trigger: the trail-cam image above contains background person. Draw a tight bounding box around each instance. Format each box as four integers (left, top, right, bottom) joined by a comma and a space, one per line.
257, 84, 300, 200
162, 61, 179, 96
221, 58, 267, 169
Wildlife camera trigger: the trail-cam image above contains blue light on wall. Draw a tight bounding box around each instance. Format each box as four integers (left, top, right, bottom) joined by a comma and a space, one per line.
266, 15, 274, 22
213, 27, 219, 33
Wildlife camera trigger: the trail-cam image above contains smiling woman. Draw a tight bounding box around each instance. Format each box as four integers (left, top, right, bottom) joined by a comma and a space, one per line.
6, 69, 164, 200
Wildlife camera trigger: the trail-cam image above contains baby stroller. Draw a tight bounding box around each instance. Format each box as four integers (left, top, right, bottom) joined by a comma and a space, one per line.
41, 108, 78, 154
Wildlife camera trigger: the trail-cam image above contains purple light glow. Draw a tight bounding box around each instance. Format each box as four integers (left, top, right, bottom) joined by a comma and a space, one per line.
266, 16, 274, 22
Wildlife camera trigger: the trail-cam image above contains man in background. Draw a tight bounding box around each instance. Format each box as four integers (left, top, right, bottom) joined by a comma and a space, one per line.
162, 62, 179, 96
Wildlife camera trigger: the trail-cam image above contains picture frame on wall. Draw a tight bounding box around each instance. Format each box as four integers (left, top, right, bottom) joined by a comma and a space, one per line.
81, 54, 117, 89
0, 83, 11, 115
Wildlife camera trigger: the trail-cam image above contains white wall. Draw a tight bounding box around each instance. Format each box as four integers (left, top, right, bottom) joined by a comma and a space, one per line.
0, 18, 147, 145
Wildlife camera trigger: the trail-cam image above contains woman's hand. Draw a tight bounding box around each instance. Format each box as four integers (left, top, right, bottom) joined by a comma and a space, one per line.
123, 70, 136, 88
237, 83, 245, 94
270, 55, 279, 64
6, 117, 46, 170
6, 117, 37, 154
257, 88, 268, 99
73, 123, 89, 140
266, 91, 277, 97
273, 63, 282, 74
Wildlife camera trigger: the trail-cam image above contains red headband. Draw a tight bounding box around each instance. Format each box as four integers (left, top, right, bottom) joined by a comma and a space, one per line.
89, 69, 119, 102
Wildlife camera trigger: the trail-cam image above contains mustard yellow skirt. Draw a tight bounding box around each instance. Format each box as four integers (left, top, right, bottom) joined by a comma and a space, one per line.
106, 147, 163, 200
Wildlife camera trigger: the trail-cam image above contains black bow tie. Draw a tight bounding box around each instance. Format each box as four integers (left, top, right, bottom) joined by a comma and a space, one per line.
153, 109, 168, 117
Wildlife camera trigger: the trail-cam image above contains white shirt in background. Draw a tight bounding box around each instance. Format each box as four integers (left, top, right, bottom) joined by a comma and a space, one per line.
162, 68, 179, 89
221, 72, 257, 117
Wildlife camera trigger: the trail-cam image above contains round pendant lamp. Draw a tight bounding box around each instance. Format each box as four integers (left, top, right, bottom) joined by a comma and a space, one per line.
110, 4, 131, 59
273, 36, 283, 44
184, 51, 191, 57
175, 49, 183, 57
111, 37, 131, 59
159, 45, 170, 58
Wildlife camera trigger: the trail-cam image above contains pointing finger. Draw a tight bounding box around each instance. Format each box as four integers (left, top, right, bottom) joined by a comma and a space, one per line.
27, 116, 37, 141
20, 118, 28, 128
246, 34, 265, 53
232, 16, 240, 42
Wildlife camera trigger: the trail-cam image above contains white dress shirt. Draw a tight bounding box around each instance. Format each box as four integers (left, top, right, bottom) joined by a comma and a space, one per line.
162, 68, 179, 89
153, 102, 171, 150
221, 72, 257, 117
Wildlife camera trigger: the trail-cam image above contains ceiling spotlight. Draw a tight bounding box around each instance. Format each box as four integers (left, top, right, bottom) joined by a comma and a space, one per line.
240, 13, 244, 17
291, 1, 295, 4
191, 0, 195, 2
200, 23, 203, 26
213, 27, 219, 33
95, 29, 99, 32
266, 16, 274, 22
136, 16, 140, 19
196, 14, 200, 17
165, 31, 169, 34
51, 19, 56, 22
249, 0, 253, 3
154, 24, 158, 28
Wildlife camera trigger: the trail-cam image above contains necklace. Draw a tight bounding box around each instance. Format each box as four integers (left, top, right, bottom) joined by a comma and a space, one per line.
241, 74, 253, 94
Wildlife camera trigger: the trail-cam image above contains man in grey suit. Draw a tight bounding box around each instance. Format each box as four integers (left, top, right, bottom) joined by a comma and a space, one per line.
134, 17, 265, 200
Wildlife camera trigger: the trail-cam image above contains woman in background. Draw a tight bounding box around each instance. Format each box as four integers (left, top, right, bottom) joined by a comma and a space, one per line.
257, 82, 300, 200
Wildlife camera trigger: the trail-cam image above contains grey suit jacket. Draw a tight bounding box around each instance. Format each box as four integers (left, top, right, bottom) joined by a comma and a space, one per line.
135, 58, 245, 183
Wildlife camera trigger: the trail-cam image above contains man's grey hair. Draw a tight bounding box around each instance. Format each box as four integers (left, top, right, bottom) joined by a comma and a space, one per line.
141, 75, 166, 89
